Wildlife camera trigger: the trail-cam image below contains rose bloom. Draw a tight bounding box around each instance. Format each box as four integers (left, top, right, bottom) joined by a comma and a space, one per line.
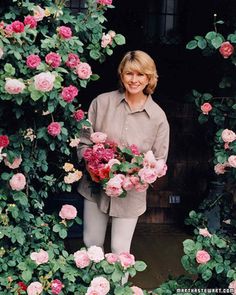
195, 250, 211, 264
4, 156, 22, 169
64, 170, 82, 183
134, 182, 149, 192
27, 282, 43, 295
85, 287, 103, 295
61, 85, 78, 102
34, 72, 55, 92
59, 204, 77, 220
90, 276, 110, 295
221, 129, 236, 143
229, 280, 236, 295
26, 54, 41, 69
228, 155, 236, 168
76, 62, 92, 79
105, 174, 125, 197
4, 24, 13, 37
214, 163, 228, 175
11, 20, 25, 33
219, 41, 234, 59
198, 228, 212, 238
131, 286, 144, 295
30, 249, 49, 265
90, 132, 107, 144
51, 279, 63, 295
33, 5, 45, 21
119, 252, 135, 269
45, 52, 61, 68
101, 33, 112, 48
47, 122, 61, 137
107, 158, 121, 168
24, 15, 37, 29
73, 109, 85, 121
9, 173, 26, 191
63, 162, 74, 172
66, 53, 80, 68
69, 137, 80, 147
200, 102, 212, 115
138, 167, 158, 184
122, 176, 134, 191
0, 47, 3, 59
74, 249, 91, 268
105, 253, 119, 264
5, 78, 25, 94
87, 245, 105, 262
18, 282, 27, 292
58, 26, 72, 39
97, 0, 113, 5
0, 135, 9, 148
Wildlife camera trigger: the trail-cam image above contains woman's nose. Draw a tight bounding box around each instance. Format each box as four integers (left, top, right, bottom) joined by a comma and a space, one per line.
130, 74, 138, 82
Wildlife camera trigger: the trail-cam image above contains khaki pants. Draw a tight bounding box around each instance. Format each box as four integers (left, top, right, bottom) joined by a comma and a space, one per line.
83, 199, 138, 254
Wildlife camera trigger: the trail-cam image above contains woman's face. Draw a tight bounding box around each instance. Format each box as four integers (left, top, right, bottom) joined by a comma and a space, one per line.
121, 66, 149, 96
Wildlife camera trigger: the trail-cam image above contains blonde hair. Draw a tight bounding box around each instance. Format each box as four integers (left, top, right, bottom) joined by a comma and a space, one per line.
118, 50, 158, 95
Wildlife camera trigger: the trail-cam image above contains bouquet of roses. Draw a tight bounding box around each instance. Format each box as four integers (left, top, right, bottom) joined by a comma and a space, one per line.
83, 132, 167, 197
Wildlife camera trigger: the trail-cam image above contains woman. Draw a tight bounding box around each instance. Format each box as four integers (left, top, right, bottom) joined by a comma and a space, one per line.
77, 50, 169, 256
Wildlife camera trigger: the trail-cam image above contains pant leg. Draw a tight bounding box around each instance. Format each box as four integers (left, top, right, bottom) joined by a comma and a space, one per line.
110, 217, 138, 254
83, 199, 109, 248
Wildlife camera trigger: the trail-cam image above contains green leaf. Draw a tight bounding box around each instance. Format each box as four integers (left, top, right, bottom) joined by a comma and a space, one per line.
90, 50, 101, 60
183, 239, 196, 255
211, 36, 224, 49
21, 270, 32, 282
134, 260, 147, 271
205, 31, 217, 40
186, 40, 198, 50
215, 264, 224, 274
114, 34, 126, 45
202, 269, 212, 281
111, 269, 123, 282
198, 39, 207, 49
4, 63, 15, 76
30, 90, 43, 101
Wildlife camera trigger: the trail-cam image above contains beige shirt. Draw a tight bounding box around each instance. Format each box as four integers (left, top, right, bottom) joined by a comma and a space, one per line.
77, 90, 170, 218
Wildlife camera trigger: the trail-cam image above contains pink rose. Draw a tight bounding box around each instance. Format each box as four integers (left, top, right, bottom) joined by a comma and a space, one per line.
214, 163, 228, 175
34, 72, 55, 92
58, 26, 72, 39
73, 109, 85, 121
105, 174, 125, 197
59, 204, 77, 220
0, 47, 3, 59
200, 102, 212, 115
87, 246, 105, 262
30, 249, 49, 265
24, 15, 37, 29
45, 52, 61, 68
219, 41, 234, 59
138, 167, 158, 184
221, 129, 236, 143
101, 33, 112, 48
229, 280, 236, 295
105, 253, 119, 264
26, 54, 41, 69
4, 156, 22, 169
134, 182, 149, 192
47, 122, 61, 137
66, 53, 80, 68
90, 277, 110, 294
27, 282, 43, 295
198, 228, 212, 238
76, 62, 92, 79
74, 249, 91, 268
5, 78, 25, 94
122, 176, 134, 191
85, 287, 103, 295
4, 24, 13, 37
9, 173, 26, 191
90, 132, 107, 144
131, 286, 144, 295
33, 6, 45, 21
196, 250, 211, 264
97, 0, 113, 5
11, 20, 25, 33
228, 155, 236, 168
119, 252, 135, 269
61, 85, 78, 102
51, 279, 63, 295
0, 135, 9, 148
107, 159, 121, 168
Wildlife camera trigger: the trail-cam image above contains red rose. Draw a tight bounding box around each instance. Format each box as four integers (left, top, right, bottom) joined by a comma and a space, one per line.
24, 15, 37, 29
219, 41, 234, 59
17, 281, 27, 292
61, 85, 78, 103
47, 122, 61, 137
0, 135, 9, 148
66, 53, 80, 68
73, 109, 85, 121
45, 52, 61, 68
11, 20, 25, 33
51, 279, 64, 294
26, 54, 41, 69
58, 26, 72, 39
